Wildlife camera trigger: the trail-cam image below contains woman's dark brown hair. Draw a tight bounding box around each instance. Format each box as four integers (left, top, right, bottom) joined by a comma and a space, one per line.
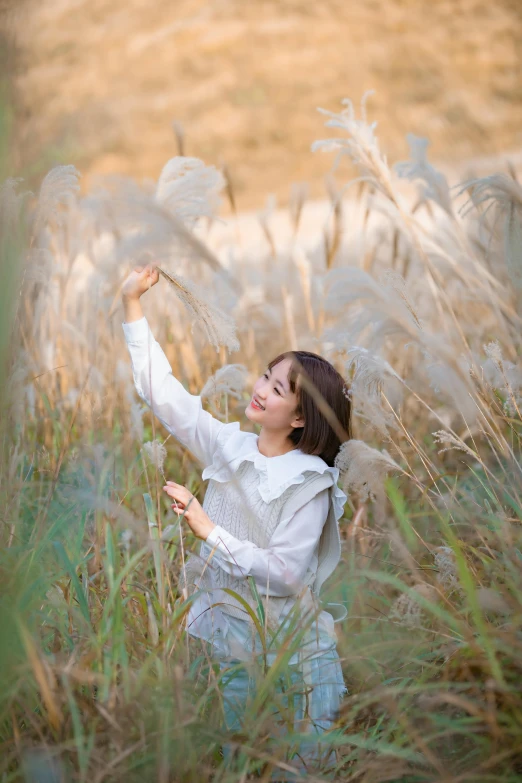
268, 350, 352, 467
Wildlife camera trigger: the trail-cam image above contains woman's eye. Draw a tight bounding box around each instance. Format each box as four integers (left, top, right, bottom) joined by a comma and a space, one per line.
274, 388, 281, 396
263, 372, 269, 379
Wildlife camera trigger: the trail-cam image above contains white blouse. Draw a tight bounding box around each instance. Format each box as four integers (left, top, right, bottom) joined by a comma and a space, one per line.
123, 316, 347, 655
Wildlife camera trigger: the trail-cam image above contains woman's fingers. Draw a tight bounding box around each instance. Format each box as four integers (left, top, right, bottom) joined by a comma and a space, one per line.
163, 481, 187, 492
162, 483, 193, 504
162, 483, 198, 527
144, 264, 159, 285
163, 487, 184, 503
163, 483, 185, 496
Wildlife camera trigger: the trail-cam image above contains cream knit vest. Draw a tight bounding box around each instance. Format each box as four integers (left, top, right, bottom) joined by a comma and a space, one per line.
181, 459, 337, 631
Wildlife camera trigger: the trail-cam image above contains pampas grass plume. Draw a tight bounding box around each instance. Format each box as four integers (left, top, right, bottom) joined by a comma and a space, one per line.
312, 91, 396, 203
334, 439, 402, 501
33, 165, 80, 235
142, 439, 167, 478
157, 267, 239, 352
394, 134, 453, 217
457, 173, 522, 293
155, 156, 225, 228
200, 364, 248, 402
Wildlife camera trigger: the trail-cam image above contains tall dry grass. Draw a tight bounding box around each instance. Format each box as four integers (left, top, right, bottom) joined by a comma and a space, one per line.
1, 94, 521, 781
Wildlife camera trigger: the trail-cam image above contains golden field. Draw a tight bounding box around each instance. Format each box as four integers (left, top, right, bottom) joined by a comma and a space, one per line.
1, 3, 522, 780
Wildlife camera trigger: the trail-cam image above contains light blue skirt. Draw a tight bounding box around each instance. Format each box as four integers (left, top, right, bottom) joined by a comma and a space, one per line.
214, 613, 347, 780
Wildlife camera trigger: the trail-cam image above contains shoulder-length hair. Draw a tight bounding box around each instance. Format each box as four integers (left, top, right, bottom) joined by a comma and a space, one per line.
268, 350, 351, 467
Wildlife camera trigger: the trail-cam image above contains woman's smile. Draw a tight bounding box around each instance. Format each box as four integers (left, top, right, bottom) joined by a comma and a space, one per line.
250, 395, 265, 411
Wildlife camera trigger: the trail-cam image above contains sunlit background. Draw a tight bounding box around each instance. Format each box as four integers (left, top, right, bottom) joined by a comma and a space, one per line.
7, 0, 522, 205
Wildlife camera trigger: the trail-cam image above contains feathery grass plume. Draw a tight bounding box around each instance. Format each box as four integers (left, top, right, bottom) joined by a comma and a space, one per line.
343, 346, 402, 436
334, 439, 402, 502
32, 165, 80, 236
380, 269, 422, 329
389, 583, 438, 628
345, 345, 403, 396
121, 529, 133, 554
456, 173, 522, 293
157, 267, 239, 352
394, 134, 453, 218
482, 340, 522, 417
155, 156, 225, 228
323, 267, 421, 354
141, 439, 167, 480
200, 363, 248, 417
423, 349, 478, 422
433, 546, 460, 593
432, 430, 477, 458
85, 181, 238, 291
312, 91, 397, 204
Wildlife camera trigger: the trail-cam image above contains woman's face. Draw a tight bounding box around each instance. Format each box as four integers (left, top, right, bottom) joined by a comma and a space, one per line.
245, 358, 304, 433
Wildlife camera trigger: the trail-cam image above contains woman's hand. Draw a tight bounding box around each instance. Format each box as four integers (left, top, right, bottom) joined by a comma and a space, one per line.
162, 481, 216, 540
122, 265, 160, 301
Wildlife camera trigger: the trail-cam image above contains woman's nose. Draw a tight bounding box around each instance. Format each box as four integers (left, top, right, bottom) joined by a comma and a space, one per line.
255, 380, 268, 400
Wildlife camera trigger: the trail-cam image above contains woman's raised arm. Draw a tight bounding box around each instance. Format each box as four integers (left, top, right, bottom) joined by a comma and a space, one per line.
122, 267, 236, 467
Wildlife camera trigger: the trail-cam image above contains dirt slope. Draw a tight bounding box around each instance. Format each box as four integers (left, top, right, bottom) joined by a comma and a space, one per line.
11, 0, 522, 208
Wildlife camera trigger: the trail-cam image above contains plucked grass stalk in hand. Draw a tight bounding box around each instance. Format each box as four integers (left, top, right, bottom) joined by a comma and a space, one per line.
141, 434, 189, 617
142, 492, 164, 618
175, 506, 189, 608
141, 438, 189, 633
156, 265, 239, 352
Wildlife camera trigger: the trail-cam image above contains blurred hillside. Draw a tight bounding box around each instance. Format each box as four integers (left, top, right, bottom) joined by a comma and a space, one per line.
10, 0, 522, 208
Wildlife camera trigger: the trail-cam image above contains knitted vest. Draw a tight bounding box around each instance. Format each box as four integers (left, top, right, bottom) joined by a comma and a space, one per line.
181, 459, 340, 631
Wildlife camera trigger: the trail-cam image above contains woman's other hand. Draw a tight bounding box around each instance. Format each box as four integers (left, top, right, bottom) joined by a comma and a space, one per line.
162, 482, 216, 540
122, 265, 160, 301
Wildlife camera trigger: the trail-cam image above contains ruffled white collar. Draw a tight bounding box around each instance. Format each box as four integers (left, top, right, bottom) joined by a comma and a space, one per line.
202, 428, 347, 518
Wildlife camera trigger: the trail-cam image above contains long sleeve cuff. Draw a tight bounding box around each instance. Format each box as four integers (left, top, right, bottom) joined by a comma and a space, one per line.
205, 524, 225, 549
122, 316, 149, 344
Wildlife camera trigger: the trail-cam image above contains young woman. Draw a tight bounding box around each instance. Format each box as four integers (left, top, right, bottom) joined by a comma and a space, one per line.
121, 265, 351, 778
